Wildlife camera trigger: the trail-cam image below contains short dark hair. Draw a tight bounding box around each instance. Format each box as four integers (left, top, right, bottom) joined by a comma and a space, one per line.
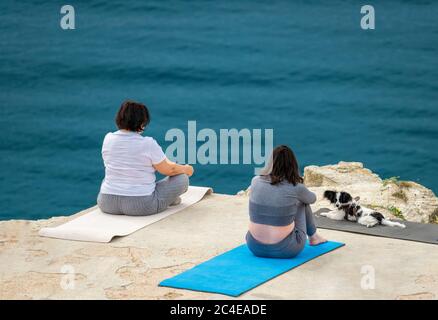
269, 145, 304, 186
115, 100, 150, 132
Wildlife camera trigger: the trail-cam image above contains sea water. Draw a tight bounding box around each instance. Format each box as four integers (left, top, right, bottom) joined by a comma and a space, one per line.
0, 1, 437, 219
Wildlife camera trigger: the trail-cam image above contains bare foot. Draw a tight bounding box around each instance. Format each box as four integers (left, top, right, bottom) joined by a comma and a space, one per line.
309, 233, 327, 246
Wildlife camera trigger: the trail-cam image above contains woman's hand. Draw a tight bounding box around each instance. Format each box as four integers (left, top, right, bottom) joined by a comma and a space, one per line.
153, 158, 194, 177
183, 164, 194, 177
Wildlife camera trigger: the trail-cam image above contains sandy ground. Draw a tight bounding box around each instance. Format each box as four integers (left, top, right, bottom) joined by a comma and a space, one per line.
1, 192, 437, 300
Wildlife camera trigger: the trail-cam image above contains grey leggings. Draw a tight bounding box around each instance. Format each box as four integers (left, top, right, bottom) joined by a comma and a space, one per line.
97, 174, 189, 216
246, 204, 317, 259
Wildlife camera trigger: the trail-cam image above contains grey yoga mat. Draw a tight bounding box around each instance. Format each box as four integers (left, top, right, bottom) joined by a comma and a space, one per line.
314, 208, 438, 245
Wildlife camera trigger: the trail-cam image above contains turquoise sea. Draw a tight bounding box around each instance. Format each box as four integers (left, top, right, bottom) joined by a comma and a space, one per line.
1, 1, 437, 220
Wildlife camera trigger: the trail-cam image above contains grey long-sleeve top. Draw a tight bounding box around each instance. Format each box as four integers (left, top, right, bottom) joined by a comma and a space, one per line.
249, 175, 317, 226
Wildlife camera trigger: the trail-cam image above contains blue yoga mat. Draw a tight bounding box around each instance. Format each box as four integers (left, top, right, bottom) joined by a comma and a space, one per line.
159, 241, 345, 297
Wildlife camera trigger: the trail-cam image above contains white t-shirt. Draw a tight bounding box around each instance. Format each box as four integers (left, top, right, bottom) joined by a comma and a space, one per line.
99, 130, 167, 196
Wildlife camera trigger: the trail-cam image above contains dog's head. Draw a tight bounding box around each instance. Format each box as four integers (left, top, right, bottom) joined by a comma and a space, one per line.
324, 190, 353, 209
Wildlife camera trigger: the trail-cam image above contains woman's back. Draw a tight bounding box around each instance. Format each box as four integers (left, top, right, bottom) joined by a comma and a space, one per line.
100, 130, 166, 196
249, 175, 316, 227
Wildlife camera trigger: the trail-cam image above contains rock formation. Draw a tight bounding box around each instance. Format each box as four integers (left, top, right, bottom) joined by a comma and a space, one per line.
304, 162, 438, 223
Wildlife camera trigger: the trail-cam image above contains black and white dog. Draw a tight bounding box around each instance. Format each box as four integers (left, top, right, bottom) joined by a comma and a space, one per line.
322, 190, 406, 228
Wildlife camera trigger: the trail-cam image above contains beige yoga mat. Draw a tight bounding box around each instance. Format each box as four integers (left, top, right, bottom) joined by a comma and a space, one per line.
39, 186, 213, 243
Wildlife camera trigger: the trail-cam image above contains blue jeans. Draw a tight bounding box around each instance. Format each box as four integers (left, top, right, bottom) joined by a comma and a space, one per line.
246, 204, 317, 259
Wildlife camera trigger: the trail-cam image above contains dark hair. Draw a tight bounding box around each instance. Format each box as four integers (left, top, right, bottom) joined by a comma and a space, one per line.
269, 145, 304, 186
115, 100, 150, 132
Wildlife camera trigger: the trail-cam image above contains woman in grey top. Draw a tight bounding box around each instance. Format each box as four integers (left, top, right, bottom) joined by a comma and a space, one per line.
246, 145, 327, 258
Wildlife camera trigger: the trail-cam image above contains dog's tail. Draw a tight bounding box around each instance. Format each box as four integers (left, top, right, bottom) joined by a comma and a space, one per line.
381, 219, 406, 228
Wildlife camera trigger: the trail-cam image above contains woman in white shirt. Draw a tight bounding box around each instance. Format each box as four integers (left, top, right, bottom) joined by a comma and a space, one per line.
97, 100, 194, 216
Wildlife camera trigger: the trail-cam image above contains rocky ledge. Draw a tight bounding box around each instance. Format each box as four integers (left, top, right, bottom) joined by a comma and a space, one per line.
0, 162, 437, 300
